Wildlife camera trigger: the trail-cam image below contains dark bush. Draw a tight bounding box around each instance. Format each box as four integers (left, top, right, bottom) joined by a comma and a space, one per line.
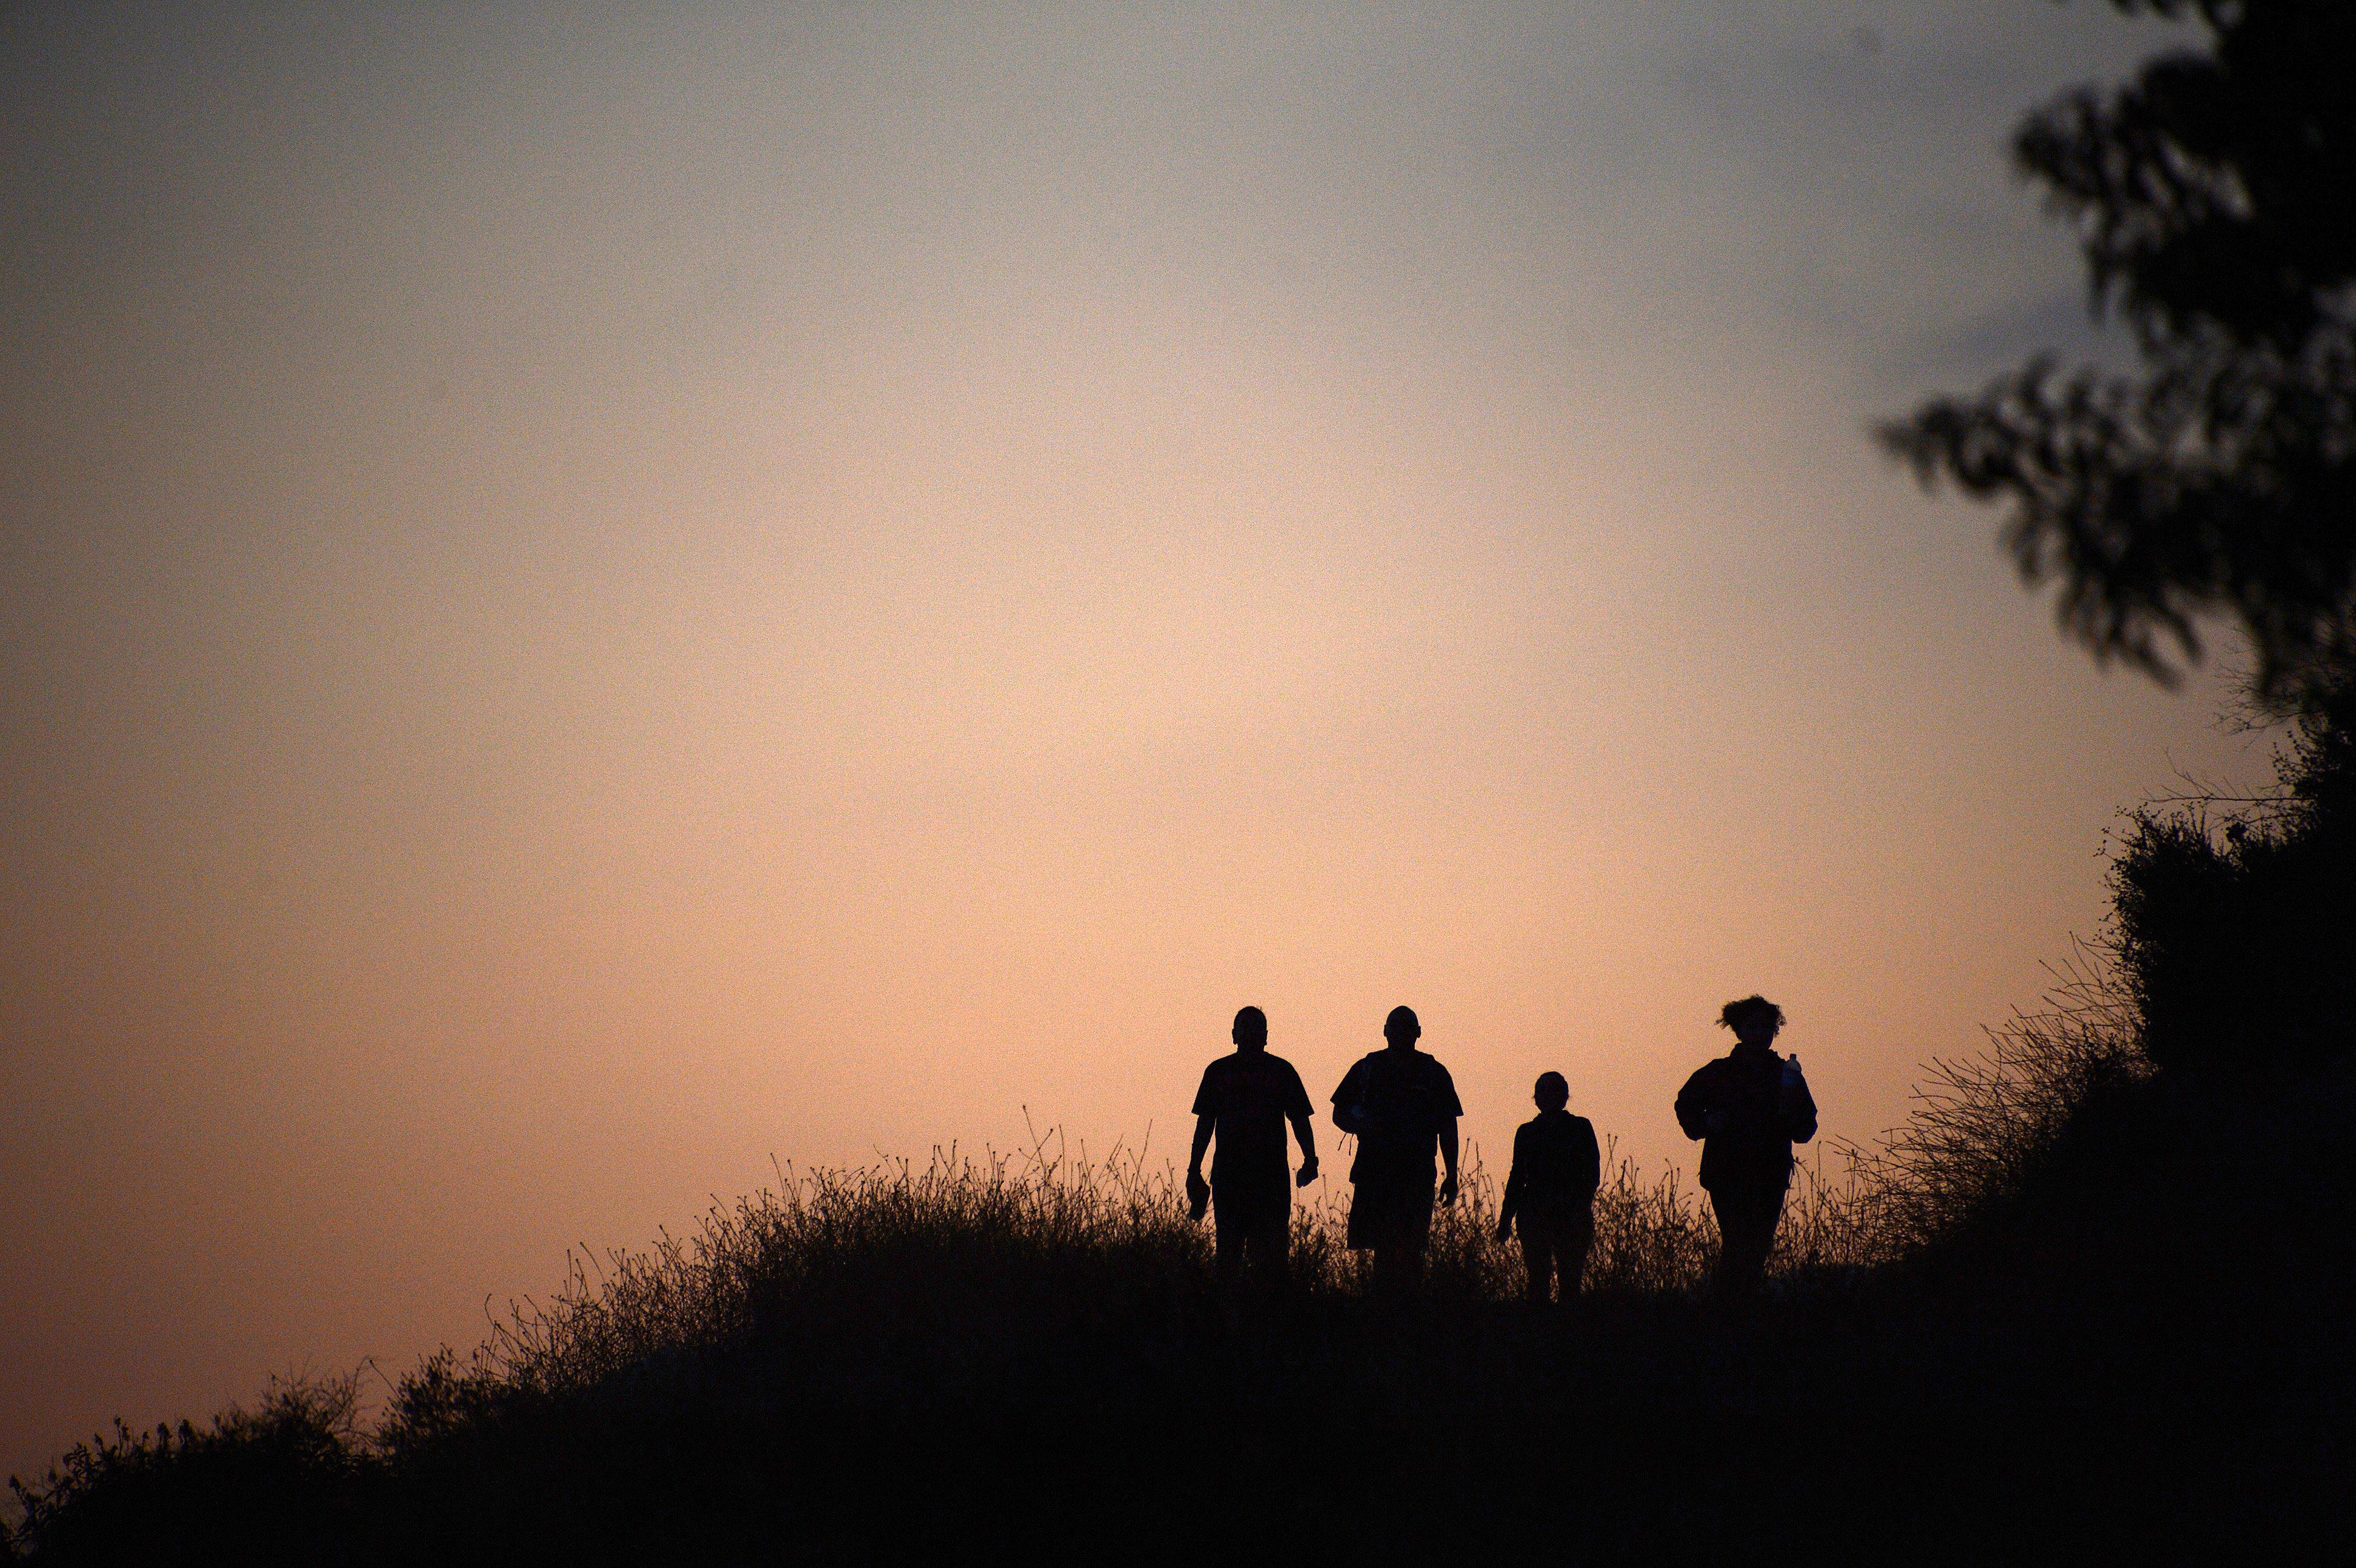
2114, 691, 2356, 1074
6, 1377, 370, 1567
1842, 941, 2146, 1262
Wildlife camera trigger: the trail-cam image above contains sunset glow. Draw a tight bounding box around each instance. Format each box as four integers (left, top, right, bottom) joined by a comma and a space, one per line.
3, 0, 2263, 1486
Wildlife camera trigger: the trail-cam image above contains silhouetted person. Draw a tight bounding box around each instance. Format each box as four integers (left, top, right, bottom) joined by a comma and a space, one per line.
1675, 995, 1817, 1297
1332, 1006, 1462, 1294
1188, 1006, 1318, 1286
1496, 1072, 1601, 1305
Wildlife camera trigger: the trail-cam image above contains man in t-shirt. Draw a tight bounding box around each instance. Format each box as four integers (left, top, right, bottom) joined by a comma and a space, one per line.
1188, 1006, 1319, 1284
1331, 1005, 1463, 1294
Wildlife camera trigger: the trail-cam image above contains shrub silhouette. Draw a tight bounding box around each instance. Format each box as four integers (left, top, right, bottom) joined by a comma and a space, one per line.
5, 1140, 1869, 1560
5, 1378, 368, 1567
2114, 690, 2356, 1074
1842, 940, 2146, 1262
10, 1068, 2346, 1560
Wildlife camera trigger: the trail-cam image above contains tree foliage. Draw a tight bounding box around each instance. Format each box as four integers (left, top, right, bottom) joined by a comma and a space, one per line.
1885, 0, 2356, 706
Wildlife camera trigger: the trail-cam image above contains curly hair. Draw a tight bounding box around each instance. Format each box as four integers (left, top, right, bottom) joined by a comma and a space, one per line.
1717, 994, 1785, 1033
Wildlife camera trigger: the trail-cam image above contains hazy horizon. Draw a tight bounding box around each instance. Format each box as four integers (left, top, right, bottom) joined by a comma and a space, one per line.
1, 0, 2275, 1485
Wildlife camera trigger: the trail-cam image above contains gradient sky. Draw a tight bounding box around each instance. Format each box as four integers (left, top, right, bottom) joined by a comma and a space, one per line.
1, 0, 2272, 1485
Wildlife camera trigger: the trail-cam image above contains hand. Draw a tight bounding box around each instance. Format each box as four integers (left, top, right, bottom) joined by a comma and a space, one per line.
1185, 1169, 1210, 1221
1439, 1172, 1459, 1206
1296, 1156, 1319, 1188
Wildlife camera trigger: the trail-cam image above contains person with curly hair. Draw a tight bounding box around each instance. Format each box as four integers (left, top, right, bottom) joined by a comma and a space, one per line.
1675, 995, 1817, 1297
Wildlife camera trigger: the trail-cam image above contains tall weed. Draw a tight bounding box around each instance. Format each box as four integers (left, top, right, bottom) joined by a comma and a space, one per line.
1842, 940, 2146, 1261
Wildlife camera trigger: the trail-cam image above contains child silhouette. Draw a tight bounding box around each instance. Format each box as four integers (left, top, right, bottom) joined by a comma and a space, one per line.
1496, 1072, 1600, 1304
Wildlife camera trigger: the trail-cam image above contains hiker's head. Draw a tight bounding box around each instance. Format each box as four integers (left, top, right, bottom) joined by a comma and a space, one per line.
1534, 1072, 1569, 1111
1232, 1006, 1268, 1052
1718, 994, 1784, 1048
1383, 1006, 1421, 1048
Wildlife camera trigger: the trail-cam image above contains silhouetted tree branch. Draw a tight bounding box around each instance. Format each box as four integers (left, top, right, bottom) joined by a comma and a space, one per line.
1883, 0, 2356, 708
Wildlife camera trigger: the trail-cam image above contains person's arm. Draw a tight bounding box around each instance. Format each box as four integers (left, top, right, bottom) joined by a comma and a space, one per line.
1497, 1126, 1524, 1240
1288, 1111, 1319, 1186
1674, 1066, 1718, 1140
1576, 1120, 1602, 1204
1186, 1114, 1214, 1215
1330, 1063, 1365, 1137
1280, 1066, 1319, 1186
1435, 1065, 1465, 1204
1789, 1075, 1819, 1145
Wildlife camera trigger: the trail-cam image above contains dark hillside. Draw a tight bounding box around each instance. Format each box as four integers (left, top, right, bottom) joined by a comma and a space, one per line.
12, 708, 2356, 1563
8, 1083, 2351, 1563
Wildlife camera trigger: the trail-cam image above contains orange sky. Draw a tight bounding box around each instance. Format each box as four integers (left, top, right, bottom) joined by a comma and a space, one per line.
1, 0, 2261, 1486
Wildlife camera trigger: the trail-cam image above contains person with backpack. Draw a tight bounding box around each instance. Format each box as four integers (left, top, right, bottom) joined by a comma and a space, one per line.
1331, 1005, 1463, 1294
1674, 995, 1817, 1297
1496, 1071, 1602, 1304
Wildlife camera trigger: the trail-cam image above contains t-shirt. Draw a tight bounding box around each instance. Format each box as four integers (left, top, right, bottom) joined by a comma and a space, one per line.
1331, 1049, 1463, 1180
1191, 1051, 1314, 1186
1502, 1111, 1602, 1223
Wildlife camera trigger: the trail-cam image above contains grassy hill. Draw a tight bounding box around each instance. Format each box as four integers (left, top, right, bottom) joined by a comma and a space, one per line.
11, 705, 2355, 1561
9, 1048, 2349, 1562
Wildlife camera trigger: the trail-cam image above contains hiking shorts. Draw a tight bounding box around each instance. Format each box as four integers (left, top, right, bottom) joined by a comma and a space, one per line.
1213, 1175, 1290, 1245
1346, 1167, 1436, 1251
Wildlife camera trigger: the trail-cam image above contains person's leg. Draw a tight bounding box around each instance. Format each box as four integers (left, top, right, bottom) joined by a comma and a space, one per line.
1561, 1218, 1593, 1301
1357, 1168, 1423, 1290
1748, 1186, 1786, 1285
1266, 1204, 1291, 1287
1521, 1221, 1556, 1304
1399, 1180, 1434, 1290
1250, 1199, 1290, 1291
1709, 1188, 1739, 1294
1345, 1181, 1374, 1254
1214, 1197, 1245, 1287
1710, 1186, 1781, 1296
1719, 1188, 1760, 1294
1224, 1181, 1288, 1290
